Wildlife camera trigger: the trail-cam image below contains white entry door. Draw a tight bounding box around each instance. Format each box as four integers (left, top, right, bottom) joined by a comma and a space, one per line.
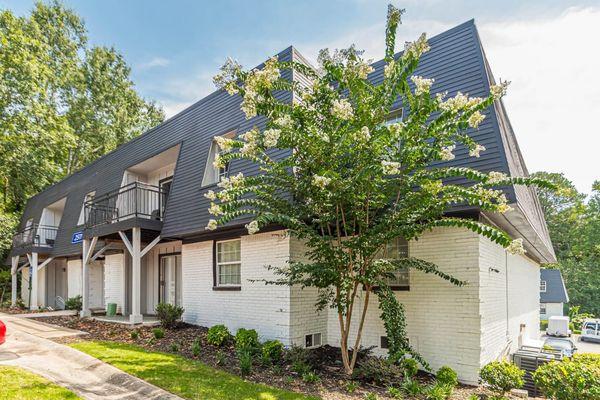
88, 260, 104, 308
159, 254, 181, 306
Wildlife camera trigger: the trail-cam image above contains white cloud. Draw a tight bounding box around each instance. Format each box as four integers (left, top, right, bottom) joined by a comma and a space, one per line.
479, 7, 600, 194
155, 70, 216, 118
140, 56, 171, 69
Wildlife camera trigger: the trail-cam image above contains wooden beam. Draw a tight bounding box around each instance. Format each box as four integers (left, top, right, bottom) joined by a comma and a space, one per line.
17, 262, 30, 272
140, 235, 161, 258
118, 231, 133, 256
37, 257, 55, 271
83, 236, 98, 265
91, 243, 114, 262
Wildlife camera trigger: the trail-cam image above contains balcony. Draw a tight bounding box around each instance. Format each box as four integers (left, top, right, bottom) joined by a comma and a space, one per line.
12, 223, 58, 252
84, 182, 168, 236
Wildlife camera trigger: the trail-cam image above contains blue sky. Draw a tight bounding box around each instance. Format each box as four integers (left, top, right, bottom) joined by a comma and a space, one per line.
2, 0, 599, 193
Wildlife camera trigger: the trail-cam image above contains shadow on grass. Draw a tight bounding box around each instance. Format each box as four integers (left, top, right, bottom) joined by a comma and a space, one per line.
71, 341, 318, 400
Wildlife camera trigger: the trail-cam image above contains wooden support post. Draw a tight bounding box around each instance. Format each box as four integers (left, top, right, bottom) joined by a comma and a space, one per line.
81, 238, 92, 317
130, 227, 143, 324
11, 256, 18, 306
29, 252, 38, 310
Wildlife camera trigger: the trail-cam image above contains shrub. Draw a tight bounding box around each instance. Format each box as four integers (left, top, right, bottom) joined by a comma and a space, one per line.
346, 381, 359, 393
479, 361, 524, 397
170, 342, 179, 352
364, 393, 378, 400
238, 349, 253, 377
401, 358, 419, 378
130, 330, 139, 340
235, 328, 259, 352
540, 320, 548, 331
207, 324, 231, 346
387, 386, 403, 399
152, 327, 165, 339
292, 360, 312, 375
262, 340, 284, 363
192, 339, 201, 357
216, 350, 226, 366
285, 345, 310, 365
64, 295, 82, 311
532, 354, 600, 400
302, 371, 320, 383
425, 382, 453, 400
401, 378, 423, 396
155, 303, 184, 329
353, 357, 403, 386
436, 366, 458, 387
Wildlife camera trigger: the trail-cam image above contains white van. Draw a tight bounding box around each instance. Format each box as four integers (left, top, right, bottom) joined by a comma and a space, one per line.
581, 319, 600, 343
546, 316, 571, 337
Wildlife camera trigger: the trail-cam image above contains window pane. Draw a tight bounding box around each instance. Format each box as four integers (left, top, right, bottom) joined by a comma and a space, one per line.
219, 263, 241, 285
217, 240, 241, 263
375, 237, 409, 287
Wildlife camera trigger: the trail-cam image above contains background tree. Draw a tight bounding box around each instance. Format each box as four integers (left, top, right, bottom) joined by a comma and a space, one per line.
210, 5, 550, 374
0, 1, 163, 259
532, 172, 600, 316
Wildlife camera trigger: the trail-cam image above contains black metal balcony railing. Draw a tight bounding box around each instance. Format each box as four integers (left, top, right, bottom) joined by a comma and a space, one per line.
12, 223, 58, 249
84, 181, 168, 229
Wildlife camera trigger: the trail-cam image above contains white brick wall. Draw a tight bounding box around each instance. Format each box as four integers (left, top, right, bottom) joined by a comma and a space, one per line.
181, 231, 292, 343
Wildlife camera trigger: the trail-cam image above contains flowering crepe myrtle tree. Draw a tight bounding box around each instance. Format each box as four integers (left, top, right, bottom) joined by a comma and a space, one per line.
208, 5, 553, 375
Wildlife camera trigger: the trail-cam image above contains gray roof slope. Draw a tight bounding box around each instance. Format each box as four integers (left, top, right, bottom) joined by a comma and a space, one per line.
541, 269, 569, 303
12, 20, 553, 262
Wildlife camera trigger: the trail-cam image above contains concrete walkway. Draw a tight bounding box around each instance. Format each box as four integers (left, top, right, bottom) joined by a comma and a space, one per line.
0, 313, 182, 399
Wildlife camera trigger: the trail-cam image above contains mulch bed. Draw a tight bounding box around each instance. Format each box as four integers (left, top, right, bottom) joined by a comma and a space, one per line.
0, 306, 47, 315
30, 315, 519, 400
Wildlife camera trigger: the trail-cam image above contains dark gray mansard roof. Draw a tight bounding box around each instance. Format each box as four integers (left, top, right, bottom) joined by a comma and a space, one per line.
12, 20, 556, 263
540, 269, 569, 303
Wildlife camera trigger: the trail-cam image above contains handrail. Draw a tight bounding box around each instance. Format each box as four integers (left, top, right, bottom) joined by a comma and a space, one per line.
84, 181, 168, 229
12, 223, 58, 248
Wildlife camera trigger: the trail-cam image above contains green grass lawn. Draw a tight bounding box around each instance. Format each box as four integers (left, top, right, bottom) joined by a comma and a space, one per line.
0, 366, 79, 400
70, 341, 318, 400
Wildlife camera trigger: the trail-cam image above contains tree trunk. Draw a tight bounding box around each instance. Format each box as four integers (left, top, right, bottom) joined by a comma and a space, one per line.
337, 287, 372, 375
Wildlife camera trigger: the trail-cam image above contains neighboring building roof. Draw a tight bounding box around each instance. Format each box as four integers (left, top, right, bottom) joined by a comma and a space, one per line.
541, 269, 569, 303
10, 20, 555, 263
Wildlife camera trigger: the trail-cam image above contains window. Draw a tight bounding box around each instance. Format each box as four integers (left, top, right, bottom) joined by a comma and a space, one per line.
375, 237, 410, 289
384, 108, 403, 126
305, 333, 322, 348
201, 131, 235, 186
380, 336, 389, 349
216, 239, 241, 287
540, 303, 547, 314
78, 191, 95, 225
540, 280, 547, 293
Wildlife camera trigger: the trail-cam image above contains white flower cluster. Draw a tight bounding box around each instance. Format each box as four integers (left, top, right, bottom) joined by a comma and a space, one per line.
354, 126, 370, 142
384, 60, 396, 79
217, 172, 245, 190
213, 57, 242, 95
507, 238, 525, 255
208, 202, 223, 216
240, 128, 260, 155
440, 92, 483, 113
487, 171, 508, 184
381, 160, 401, 175
411, 75, 434, 96
423, 179, 443, 195
469, 144, 486, 158
204, 190, 217, 201
440, 145, 456, 161
468, 111, 485, 128
490, 81, 510, 100
263, 128, 280, 148
355, 62, 375, 79
214, 135, 234, 152
403, 33, 430, 59
388, 122, 405, 136
206, 219, 218, 231
240, 57, 280, 118
331, 99, 354, 120
312, 175, 331, 189
274, 114, 292, 128
213, 153, 225, 169
245, 220, 259, 235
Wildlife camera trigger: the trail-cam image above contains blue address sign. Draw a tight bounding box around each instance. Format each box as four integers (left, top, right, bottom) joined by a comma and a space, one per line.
71, 231, 83, 244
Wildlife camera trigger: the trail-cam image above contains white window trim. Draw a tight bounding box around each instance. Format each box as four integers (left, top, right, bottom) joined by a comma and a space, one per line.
540, 303, 547, 314
216, 238, 241, 287
540, 280, 547, 293
78, 191, 96, 226
201, 131, 235, 187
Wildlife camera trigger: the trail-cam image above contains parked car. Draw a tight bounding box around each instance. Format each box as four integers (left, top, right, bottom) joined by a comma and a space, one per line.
581, 319, 600, 343
546, 316, 571, 337
542, 337, 577, 357
0, 320, 5, 345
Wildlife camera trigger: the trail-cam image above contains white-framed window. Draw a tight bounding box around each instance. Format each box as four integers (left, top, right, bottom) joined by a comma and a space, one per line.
540, 280, 547, 293
540, 303, 547, 314
216, 239, 241, 286
384, 108, 404, 126
376, 237, 410, 288
78, 191, 96, 225
305, 333, 322, 348
202, 131, 235, 186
